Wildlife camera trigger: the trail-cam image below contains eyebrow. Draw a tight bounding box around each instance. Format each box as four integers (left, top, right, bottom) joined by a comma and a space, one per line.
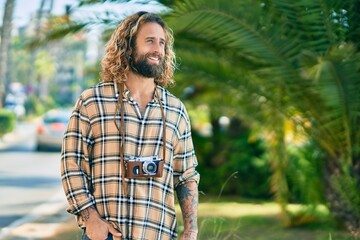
145, 36, 166, 43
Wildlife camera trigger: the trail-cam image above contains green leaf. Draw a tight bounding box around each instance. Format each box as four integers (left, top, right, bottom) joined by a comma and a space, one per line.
26, 23, 88, 49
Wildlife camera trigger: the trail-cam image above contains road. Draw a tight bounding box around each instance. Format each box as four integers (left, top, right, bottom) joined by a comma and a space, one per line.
0, 123, 69, 239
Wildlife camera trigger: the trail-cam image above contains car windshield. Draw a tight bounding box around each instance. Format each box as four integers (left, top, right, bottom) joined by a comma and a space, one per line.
5, 102, 16, 107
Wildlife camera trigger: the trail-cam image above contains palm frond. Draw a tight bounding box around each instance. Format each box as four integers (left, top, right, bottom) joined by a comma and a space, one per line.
345, 0, 360, 49
26, 22, 88, 49
168, 0, 360, 160
168, 4, 308, 82
301, 43, 360, 163
77, 0, 132, 6
264, 0, 349, 53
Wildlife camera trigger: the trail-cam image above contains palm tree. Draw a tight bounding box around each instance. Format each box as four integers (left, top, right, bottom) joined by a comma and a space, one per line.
161, 0, 360, 235
0, 0, 16, 108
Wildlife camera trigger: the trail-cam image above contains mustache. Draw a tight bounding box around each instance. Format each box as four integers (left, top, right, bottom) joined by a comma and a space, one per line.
146, 52, 163, 60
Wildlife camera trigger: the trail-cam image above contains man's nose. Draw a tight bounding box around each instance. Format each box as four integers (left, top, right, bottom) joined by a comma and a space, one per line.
152, 41, 164, 54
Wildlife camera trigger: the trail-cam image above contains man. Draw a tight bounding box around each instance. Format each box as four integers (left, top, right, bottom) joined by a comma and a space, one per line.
61, 12, 200, 240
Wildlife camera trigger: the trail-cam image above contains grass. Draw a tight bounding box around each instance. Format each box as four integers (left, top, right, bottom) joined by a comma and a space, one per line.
180, 198, 354, 240
195, 215, 352, 240
43, 197, 356, 240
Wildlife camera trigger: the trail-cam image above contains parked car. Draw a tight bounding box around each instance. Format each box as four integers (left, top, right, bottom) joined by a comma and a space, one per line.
4, 83, 27, 119
4, 100, 26, 118
4, 102, 26, 118
36, 109, 72, 151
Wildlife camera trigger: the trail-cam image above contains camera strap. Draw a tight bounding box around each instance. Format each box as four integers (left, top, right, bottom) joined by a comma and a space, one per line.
114, 82, 166, 195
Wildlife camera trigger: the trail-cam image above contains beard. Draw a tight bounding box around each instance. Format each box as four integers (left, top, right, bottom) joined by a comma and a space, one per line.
129, 49, 165, 78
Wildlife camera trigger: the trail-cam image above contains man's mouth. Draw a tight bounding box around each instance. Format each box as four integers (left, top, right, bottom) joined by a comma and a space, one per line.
147, 54, 162, 64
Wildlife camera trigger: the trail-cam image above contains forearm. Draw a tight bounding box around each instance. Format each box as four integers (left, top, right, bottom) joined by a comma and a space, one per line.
80, 205, 98, 222
176, 181, 199, 233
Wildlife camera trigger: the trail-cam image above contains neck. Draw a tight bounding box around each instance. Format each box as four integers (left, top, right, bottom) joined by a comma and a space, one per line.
125, 71, 156, 96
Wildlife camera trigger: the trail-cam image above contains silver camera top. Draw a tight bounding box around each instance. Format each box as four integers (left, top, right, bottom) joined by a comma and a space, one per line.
127, 155, 161, 162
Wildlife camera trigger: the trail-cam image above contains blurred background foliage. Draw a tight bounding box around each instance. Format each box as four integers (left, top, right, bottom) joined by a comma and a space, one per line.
160, 0, 360, 234
0, 108, 15, 137
1, 0, 360, 236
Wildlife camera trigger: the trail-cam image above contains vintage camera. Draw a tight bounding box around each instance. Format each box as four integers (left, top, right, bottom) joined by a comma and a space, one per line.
125, 156, 164, 178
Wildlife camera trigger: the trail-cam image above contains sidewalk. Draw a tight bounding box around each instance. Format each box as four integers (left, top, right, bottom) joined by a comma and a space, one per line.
1, 206, 76, 240
0, 121, 76, 240
0, 125, 26, 151
0, 120, 37, 151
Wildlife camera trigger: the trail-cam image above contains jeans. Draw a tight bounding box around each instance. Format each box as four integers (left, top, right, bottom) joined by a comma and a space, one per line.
82, 230, 113, 240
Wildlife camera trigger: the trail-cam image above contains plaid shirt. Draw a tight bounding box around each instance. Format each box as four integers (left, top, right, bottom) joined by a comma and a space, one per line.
61, 82, 200, 240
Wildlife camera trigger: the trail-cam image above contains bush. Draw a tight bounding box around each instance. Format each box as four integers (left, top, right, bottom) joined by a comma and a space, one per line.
0, 109, 16, 138
193, 117, 272, 199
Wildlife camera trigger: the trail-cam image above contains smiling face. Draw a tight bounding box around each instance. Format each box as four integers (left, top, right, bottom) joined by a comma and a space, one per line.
129, 22, 166, 78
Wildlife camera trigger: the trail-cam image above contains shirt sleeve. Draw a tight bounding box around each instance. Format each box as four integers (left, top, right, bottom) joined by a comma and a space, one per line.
173, 105, 200, 189
60, 94, 95, 215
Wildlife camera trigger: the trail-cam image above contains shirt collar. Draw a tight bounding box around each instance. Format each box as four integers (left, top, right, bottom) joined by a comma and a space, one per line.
113, 81, 164, 104
114, 81, 130, 100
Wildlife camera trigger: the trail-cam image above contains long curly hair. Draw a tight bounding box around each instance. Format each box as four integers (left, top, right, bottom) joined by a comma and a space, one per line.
101, 12, 176, 87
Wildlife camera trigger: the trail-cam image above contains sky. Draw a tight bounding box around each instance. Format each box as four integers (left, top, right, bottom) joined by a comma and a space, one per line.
0, 0, 77, 26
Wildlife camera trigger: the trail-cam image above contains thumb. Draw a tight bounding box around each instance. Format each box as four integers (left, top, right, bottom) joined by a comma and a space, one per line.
108, 224, 122, 237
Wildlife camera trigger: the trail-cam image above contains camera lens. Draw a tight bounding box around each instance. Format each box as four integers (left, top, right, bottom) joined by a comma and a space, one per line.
143, 161, 157, 175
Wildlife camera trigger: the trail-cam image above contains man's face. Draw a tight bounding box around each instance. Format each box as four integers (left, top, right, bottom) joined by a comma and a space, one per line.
129, 22, 166, 78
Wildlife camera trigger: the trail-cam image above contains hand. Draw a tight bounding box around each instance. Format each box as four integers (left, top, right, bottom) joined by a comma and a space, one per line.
179, 230, 197, 240
85, 219, 122, 240
82, 207, 122, 240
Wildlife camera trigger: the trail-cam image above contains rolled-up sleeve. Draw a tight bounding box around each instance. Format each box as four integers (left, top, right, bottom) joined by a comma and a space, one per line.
60, 95, 95, 215
173, 106, 200, 188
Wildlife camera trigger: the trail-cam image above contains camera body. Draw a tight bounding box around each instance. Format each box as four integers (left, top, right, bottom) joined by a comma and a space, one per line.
125, 156, 164, 178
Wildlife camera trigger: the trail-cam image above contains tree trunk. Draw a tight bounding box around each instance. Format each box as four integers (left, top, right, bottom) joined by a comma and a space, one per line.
0, 0, 16, 108
28, 0, 53, 98
324, 162, 360, 237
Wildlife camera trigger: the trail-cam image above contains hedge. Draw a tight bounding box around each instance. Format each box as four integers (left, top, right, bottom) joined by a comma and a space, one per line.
0, 109, 16, 138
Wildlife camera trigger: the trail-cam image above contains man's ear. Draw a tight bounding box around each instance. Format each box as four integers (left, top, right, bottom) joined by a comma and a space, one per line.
126, 49, 132, 62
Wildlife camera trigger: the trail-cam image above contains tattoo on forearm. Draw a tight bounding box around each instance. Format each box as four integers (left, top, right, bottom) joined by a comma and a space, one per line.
176, 182, 199, 232
81, 208, 90, 221
81, 205, 95, 221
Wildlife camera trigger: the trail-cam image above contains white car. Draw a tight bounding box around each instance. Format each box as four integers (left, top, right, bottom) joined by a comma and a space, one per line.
36, 109, 72, 151
4, 101, 26, 118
